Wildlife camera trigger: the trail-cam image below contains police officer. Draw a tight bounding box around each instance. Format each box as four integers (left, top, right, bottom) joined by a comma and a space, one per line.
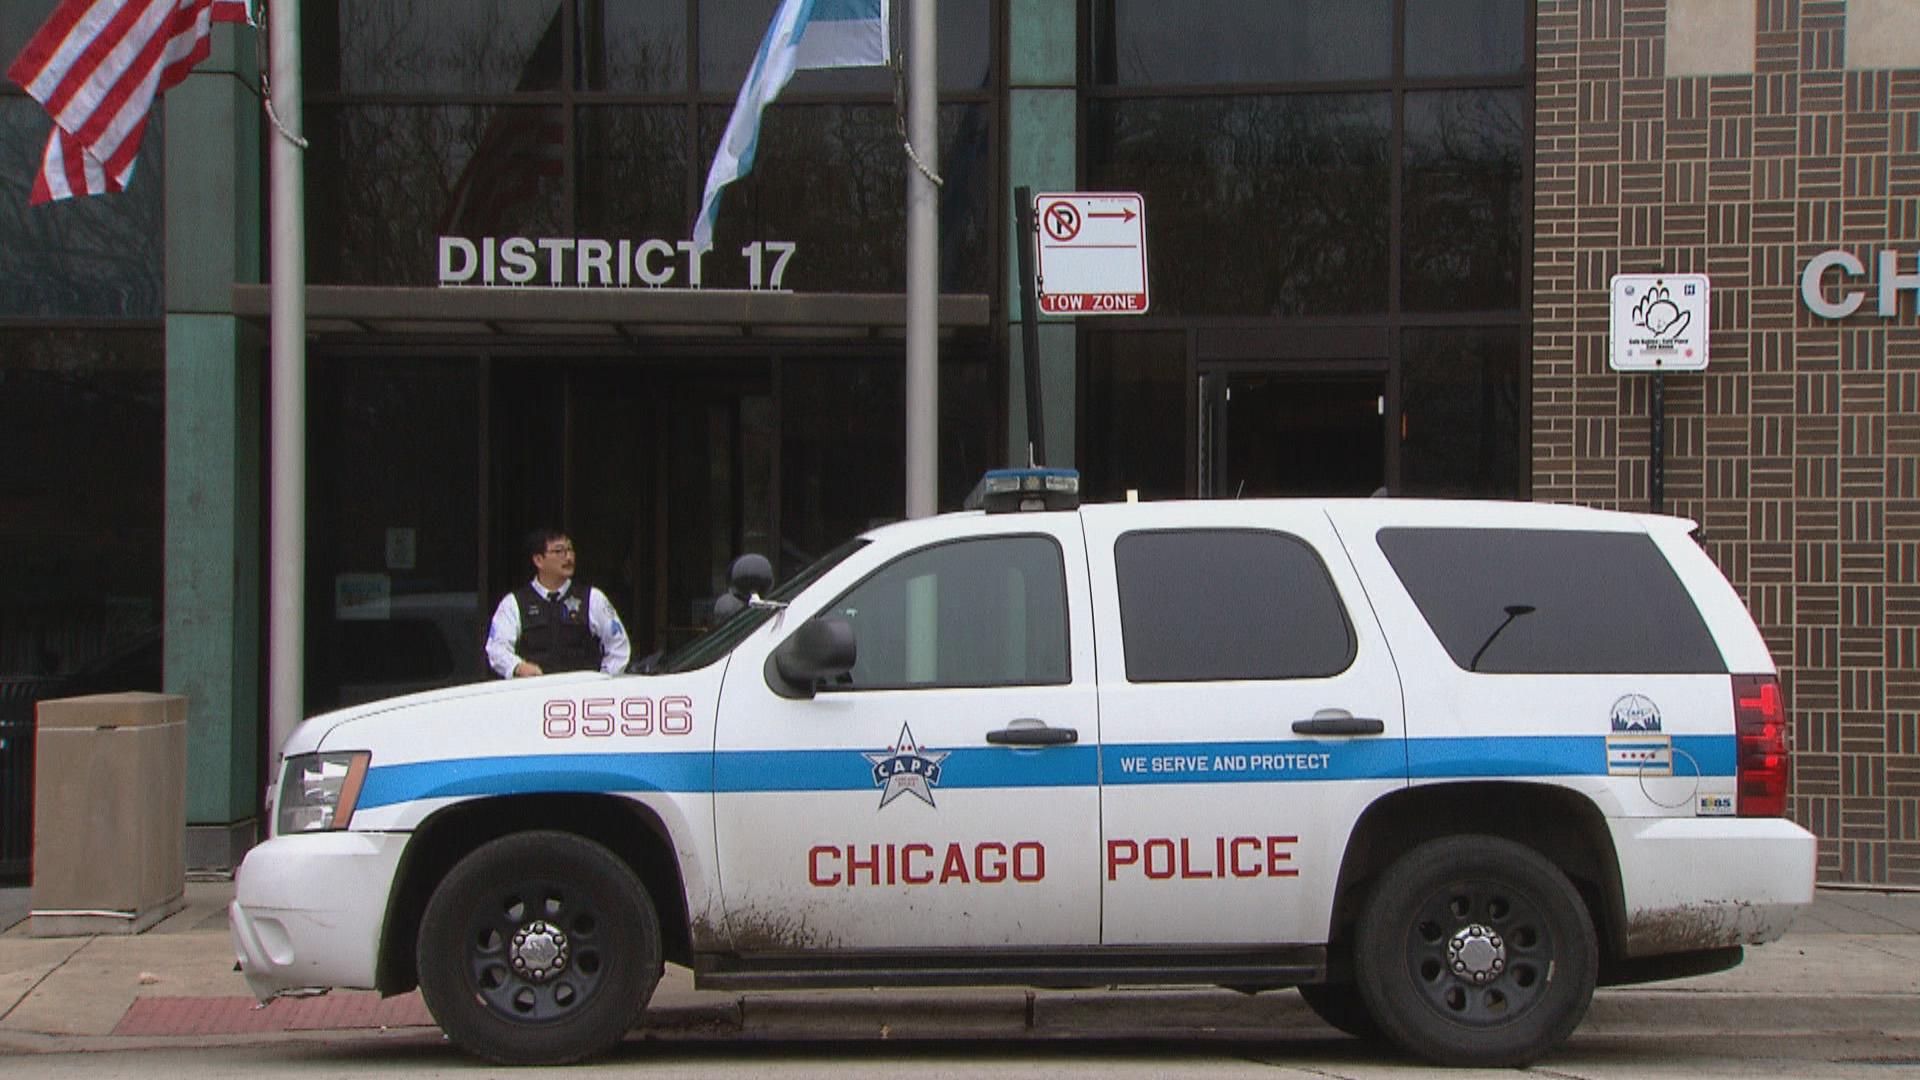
486, 529, 631, 678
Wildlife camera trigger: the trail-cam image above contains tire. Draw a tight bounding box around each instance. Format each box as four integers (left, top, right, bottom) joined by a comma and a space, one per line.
1354, 836, 1597, 1068
416, 831, 662, 1065
1297, 981, 1381, 1041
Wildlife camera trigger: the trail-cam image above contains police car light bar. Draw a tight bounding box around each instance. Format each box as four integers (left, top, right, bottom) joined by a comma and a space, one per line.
974, 467, 1080, 513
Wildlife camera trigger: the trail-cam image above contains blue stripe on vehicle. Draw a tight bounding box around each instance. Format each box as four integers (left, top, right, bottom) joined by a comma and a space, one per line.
354, 735, 1738, 809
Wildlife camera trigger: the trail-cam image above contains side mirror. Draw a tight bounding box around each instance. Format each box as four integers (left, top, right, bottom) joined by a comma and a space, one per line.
764, 615, 856, 700
728, 553, 774, 600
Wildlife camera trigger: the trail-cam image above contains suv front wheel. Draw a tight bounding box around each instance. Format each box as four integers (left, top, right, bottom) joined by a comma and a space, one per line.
1354, 835, 1597, 1068
416, 831, 662, 1065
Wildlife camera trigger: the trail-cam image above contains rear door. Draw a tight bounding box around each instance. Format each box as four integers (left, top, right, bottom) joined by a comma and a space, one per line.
1082, 502, 1407, 946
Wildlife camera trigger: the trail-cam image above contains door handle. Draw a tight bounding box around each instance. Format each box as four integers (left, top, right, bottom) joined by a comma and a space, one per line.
986, 723, 1079, 746
1292, 716, 1386, 736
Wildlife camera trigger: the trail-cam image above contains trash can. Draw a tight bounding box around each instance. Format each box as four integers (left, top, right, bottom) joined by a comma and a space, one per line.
29, 692, 187, 936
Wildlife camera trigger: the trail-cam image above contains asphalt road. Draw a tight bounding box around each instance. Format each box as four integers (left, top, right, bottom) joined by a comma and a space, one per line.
5, 1029, 1920, 1079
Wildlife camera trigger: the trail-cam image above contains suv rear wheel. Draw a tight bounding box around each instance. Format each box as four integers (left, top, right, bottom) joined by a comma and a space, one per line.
417, 831, 661, 1065
1355, 835, 1597, 1067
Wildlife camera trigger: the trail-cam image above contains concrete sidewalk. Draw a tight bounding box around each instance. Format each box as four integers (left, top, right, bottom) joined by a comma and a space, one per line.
1, 881, 1916, 1053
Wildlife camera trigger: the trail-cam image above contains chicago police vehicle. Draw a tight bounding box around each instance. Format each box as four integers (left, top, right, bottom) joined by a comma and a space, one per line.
231, 470, 1815, 1067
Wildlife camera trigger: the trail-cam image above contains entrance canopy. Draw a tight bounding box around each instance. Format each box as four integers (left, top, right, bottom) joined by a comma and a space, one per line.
231, 286, 991, 339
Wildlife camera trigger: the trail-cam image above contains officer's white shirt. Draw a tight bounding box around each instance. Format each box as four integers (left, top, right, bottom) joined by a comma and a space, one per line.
486, 579, 632, 678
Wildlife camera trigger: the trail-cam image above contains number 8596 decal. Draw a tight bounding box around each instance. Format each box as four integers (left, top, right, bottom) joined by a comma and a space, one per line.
543, 697, 694, 739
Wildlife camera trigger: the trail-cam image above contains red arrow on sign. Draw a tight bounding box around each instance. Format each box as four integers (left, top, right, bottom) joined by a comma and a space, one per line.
1089, 207, 1136, 222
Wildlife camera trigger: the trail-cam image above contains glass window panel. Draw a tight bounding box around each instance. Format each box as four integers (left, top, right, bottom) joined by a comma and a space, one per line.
305, 0, 563, 95
1115, 530, 1354, 682
939, 346, 996, 510
1093, 0, 1391, 86
1400, 328, 1526, 498
826, 536, 1069, 689
782, 357, 903, 577
697, 103, 989, 292
0, 329, 163, 680
307, 105, 567, 286
1082, 331, 1187, 502
1378, 529, 1726, 674
0, 3, 58, 64
699, 0, 990, 92
1086, 94, 1389, 316
1403, 89, 1527, 312
0, 100, 164, 318
578, 1, 688, 91
1405, 88, 1520, 311
576, 107, 689, 242
308, 358, 484, 709
1406, 0, 1528, 78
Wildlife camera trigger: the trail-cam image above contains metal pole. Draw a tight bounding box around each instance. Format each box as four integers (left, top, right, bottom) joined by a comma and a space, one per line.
904, 0, 938, 518
268, 0, 306, 758
1013, 187, 1046, 466
1650, 369, 1665, 514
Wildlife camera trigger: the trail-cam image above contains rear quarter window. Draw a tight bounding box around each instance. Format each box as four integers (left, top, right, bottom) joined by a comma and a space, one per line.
1376, 527, 1727, 674
1114, 529, 1355, 682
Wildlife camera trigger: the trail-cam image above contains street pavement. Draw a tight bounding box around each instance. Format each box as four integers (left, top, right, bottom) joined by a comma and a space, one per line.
0, 880, 1916, 1055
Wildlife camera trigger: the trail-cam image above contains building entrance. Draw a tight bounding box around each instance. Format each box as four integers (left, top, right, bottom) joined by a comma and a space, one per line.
1198, 369, 1388, 498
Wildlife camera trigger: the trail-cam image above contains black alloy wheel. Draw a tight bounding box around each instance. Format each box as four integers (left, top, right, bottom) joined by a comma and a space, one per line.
1355, 835, 1597, 1068
417, 831, 661, 1065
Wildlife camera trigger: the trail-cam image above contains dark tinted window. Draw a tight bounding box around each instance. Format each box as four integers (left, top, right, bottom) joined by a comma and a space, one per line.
307, 0, 565, 95
1093, 1, 1392, 85
1400, 328, 1527, 498
1377, 528, 1727, 674
825, 537, 1069, 690
1403, 89, 1527, 312
1115, 530, 1354, 682
1405, 0, 1528, 77
1086, 94, 1390, 316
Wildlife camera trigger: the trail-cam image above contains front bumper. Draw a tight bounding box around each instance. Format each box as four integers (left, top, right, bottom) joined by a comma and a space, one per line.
1610, 816, 1817, 956
229, 830, 409, 1000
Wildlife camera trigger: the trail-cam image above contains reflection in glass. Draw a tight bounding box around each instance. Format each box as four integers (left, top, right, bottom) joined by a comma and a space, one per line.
1093, 1, 1391, 86
696, 103, 989, 292
698, 0, 991, 93
1082, 331, 1187, 501
1087, 95, 1390, 316
308, 104, 567, 285
307, 358, 483, 709
305, 0, 564, 95
576, 107, 689, 242
577, 1, 687, 91
1403, 89, 1526, 311
0, 100, 163, 318
782, 357, 904, 577
1400, 328, 1526, 498
0, 329, 163, 677
1406, 0, 1527, 78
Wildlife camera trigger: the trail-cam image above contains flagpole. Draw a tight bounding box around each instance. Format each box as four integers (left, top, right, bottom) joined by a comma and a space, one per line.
904, 0, 937, 518
268, 0, 306, 760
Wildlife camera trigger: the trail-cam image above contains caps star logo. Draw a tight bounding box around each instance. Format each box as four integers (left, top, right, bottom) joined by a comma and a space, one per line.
863, 724, 949, 809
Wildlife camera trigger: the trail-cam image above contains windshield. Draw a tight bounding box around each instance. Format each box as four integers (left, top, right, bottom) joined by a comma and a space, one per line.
650, 538, 868, 674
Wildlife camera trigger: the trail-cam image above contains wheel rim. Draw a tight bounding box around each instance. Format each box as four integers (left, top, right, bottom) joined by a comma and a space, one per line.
1402, 877, 1556, 1028
463, 879, 611, 1024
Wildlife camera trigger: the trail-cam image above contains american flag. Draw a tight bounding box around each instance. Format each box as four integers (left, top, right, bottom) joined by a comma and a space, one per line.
7, 0, 251, 204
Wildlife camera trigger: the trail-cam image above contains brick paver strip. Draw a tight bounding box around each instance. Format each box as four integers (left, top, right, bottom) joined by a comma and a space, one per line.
112, 991, 435, 1036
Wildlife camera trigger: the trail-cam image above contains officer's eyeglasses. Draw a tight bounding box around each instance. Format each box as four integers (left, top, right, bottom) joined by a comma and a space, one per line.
543, 544, 575, 557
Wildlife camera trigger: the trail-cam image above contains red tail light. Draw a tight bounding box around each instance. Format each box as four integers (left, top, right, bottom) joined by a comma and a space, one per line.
1732, 674, 1788, 817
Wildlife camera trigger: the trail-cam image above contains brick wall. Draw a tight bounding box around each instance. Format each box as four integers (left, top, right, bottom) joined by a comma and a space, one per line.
1534, 0, 1920, 885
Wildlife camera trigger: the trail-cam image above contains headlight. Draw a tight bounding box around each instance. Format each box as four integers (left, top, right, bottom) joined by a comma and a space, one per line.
276, 751, 371, 836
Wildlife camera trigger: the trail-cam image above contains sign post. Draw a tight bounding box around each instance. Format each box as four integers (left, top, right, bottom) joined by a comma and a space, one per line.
1609, 273, 1710, 514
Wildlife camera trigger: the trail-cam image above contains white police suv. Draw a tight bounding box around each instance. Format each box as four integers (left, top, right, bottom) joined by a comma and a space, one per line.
231, 471, 1815, 1067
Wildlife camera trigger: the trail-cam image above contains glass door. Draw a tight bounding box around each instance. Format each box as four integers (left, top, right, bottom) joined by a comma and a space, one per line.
1199, 368, 1388, 498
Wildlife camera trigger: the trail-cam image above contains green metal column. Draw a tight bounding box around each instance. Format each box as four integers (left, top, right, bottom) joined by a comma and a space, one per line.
163, 23, 262, 870
1007, 0, 1078, 468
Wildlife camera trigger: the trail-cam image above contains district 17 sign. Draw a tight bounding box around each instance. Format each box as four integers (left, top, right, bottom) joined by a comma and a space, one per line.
1609, 273, 1710, 372
1034, 192, 1150, 315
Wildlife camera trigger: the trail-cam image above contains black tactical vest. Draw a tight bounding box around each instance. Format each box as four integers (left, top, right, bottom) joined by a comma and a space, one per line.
513, 582, 602, 673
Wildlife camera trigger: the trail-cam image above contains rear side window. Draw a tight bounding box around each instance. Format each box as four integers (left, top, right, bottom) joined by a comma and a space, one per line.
1376, 527, 1726, 674
1114, 529, 1355, 682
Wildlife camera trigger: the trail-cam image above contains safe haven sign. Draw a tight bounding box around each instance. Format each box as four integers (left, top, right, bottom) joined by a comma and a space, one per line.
1034, 192, 1150, 315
